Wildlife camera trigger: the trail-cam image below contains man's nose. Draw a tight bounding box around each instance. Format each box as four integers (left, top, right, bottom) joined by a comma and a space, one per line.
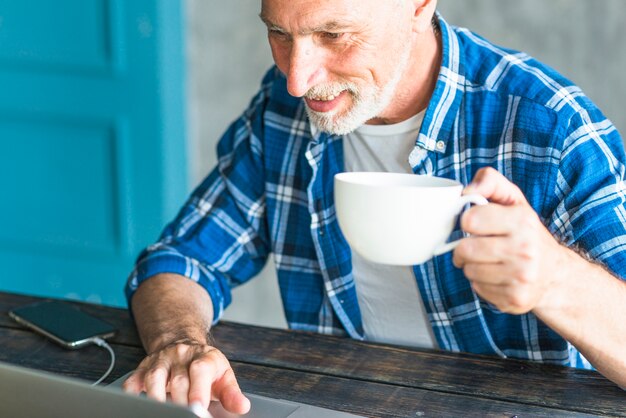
285, 40, 325, 98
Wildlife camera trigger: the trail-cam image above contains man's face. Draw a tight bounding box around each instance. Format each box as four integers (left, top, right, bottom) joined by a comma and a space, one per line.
260, 0, 416, 135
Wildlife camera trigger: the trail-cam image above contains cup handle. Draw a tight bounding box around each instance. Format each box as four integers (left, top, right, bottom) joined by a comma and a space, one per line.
433, 194, 488, 256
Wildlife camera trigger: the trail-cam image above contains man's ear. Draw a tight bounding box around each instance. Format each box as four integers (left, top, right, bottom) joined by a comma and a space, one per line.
411, 0, 438, 33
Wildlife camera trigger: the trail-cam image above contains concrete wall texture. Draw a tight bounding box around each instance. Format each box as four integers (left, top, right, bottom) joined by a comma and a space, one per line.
185, 0, 625, 328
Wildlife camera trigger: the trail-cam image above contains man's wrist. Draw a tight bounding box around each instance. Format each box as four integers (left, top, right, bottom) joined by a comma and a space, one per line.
147, 330, 212, 354
533, 244, 575, 313
534, 244, 590, 317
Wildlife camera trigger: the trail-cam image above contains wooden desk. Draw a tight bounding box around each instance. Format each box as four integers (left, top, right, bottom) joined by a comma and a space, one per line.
0, 291, 623, 417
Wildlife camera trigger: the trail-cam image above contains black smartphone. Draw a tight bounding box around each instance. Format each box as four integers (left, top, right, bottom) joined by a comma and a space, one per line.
8, 300, 117, 349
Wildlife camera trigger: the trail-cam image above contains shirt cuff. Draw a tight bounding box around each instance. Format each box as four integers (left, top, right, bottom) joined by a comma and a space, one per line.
125, 249, 231, 325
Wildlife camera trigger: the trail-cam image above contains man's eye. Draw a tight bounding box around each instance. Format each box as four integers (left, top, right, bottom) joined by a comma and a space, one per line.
269, 29, 289, 40
322, 32, 343, 40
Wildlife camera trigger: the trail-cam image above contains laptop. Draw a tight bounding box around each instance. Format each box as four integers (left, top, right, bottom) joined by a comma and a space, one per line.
0, 362, 361, 418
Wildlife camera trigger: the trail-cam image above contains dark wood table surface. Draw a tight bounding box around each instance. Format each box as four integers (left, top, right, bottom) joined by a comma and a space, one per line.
0, 291, 623, 417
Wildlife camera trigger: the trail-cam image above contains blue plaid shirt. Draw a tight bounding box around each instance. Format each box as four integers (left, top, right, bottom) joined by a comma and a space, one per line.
127, 15, 626, 368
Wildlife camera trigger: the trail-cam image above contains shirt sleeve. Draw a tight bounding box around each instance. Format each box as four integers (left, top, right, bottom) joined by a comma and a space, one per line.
548, 100, 626, 279
124, 73, 275, 324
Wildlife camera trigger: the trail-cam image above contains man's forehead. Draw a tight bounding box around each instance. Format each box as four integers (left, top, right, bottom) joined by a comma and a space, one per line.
261, 0, 361, 11
260, 0, 370, 31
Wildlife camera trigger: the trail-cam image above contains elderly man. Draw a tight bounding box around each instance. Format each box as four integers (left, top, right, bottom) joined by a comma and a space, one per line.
122, 0, 626, 414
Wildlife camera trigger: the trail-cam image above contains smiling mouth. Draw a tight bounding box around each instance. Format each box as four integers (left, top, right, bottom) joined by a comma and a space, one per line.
307, 90, 344, 101
304, 90, 347, 113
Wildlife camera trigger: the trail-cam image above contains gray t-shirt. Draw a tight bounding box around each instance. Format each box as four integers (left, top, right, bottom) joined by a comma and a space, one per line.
343, 111, 438, 349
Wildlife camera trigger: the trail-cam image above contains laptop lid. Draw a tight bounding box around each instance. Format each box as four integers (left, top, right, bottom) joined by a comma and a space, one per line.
0, 362, 361, 418
0, 362, 198, 418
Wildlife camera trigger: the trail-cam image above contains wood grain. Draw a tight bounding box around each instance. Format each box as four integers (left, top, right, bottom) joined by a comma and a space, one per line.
232, 362, 606, 418
0, 327, 599, 417
212, 324, 625, 416
1, 292, 624, 417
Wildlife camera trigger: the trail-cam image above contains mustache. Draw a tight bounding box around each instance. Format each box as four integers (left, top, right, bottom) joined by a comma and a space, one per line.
305, 82, 359, 99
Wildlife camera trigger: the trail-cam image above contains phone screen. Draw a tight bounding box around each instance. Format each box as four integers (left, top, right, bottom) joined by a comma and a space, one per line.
9, 301, 117, 347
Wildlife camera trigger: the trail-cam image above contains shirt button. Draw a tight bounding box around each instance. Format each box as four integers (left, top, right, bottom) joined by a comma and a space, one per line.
319, 228, 325, 236
436, 140, 445, 151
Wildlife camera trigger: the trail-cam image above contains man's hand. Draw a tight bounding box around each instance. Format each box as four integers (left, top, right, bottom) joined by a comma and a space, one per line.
122, 339, 250, 414
452, 167, 568, 314
452, 167, 626, 388
125, 273, 251, 415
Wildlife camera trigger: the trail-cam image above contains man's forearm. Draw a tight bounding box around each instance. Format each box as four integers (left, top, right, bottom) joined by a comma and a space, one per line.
534, 247, 626, 387
131, 273, 215, 354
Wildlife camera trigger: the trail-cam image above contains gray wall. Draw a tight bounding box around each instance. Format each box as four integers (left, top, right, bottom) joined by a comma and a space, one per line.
186, 0, 625, 329
186, 0, 285, 328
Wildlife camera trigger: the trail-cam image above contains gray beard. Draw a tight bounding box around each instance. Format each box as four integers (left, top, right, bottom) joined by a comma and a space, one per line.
305, 47, 412, 136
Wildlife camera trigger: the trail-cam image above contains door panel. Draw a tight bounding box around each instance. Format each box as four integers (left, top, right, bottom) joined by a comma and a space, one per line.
0, 0, 118, 74
1, 117, 121, 254
0, 0, 188, 306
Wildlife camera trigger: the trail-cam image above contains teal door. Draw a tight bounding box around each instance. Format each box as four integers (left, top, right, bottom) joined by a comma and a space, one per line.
0, 0, 188, 307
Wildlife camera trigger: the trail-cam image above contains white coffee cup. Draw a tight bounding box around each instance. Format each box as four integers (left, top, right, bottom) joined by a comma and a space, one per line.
334, 172, 488, 265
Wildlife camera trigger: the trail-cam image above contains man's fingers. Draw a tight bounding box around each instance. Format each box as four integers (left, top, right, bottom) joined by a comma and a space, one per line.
464, 167, 526, 206
211, 369, 251, 414
144, 363, 170, 402
461, 262, 513, 285
470, 282, 506, 306
471, 281, 536, 315
168, 366, 191, 405
462, 201, 543, 238
186, 356, 218, 409
121, 369, 146, 394
461, 204, 523, 236
186, 351, 250, 415
123, 343, 247, 415
453, 236, 510, 266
